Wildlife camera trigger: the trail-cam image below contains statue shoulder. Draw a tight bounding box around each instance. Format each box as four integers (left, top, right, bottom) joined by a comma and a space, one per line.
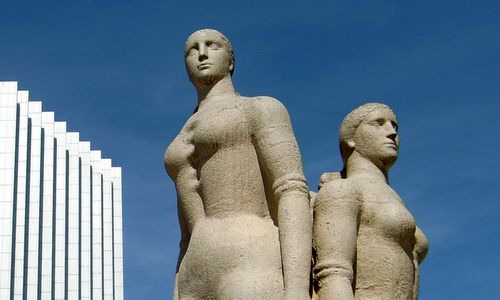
249, 96, 288, 117
245, 96, 294, 133
314, 176, 363, 208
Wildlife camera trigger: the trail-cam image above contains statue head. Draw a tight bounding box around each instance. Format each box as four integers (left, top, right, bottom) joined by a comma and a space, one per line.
184, 29, 235, 86
339, 103, 399, 170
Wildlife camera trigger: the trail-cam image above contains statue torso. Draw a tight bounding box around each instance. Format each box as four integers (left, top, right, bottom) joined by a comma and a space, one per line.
354, 178, 417, 299
164, 96, 284, 299
165, 96, 270, 219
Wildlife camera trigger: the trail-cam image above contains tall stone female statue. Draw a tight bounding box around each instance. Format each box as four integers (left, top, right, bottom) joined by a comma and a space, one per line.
164, 29, 311, 299
312, 103, 428, 299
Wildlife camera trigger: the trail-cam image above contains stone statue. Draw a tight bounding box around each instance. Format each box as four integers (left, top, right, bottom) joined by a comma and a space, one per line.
164, 29, 312, 300
312, 103, 428, 299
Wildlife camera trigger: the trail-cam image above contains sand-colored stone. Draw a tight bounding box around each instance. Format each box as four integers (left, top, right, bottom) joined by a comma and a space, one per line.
164, 29, 311, 300
312, 103, 428, 300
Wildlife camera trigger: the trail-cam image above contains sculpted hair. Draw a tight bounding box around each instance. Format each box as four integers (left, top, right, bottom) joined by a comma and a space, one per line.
185, 29, 235, 76
339, 103, 394, 165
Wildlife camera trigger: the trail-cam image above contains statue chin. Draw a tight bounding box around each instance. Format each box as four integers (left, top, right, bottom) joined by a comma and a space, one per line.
191, 74, 225, 88
380, 154, 397, 168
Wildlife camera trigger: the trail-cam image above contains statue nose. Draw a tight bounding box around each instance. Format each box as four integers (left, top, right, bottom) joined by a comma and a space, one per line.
385, 123, 397, 140
198, 45, 208, 61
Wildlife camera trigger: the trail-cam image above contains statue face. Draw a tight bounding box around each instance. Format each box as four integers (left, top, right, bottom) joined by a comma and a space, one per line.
184, 30, 234, 85
351, 108, 399, 168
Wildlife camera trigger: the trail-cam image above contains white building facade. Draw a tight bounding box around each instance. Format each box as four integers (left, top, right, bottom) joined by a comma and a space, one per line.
0, 82, 124, 300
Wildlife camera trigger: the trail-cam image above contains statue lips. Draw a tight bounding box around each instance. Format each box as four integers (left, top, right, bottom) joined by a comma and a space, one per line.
385, 141, 398, 150
197, 63, 212, 70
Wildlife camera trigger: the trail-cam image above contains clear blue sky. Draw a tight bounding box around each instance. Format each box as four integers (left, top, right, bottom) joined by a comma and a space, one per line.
1, 1, 499, 299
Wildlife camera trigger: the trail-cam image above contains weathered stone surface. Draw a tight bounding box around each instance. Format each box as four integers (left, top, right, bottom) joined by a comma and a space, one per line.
312, 103, 428, 300
164, 29, 312, 300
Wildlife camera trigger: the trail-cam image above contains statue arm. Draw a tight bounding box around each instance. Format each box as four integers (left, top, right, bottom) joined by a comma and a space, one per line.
252, 97, 311, 300
313, 181, 360, 300
173, 202, 189, 300
165, 138, 205, 299
172, 165, 205, 299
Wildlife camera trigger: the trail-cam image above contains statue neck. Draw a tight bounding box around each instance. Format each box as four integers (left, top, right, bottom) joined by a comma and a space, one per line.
195, 75, 236, 103
346, 151, 389, 184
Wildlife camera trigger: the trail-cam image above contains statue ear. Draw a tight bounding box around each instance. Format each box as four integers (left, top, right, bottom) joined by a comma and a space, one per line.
229, 59, 234, 72
347, 140, 355, 149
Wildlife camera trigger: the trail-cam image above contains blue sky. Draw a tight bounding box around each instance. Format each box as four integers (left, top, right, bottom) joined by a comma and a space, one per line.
1, 1, 499, 298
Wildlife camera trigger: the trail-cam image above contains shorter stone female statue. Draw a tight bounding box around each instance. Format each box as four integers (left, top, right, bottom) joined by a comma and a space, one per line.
312, 103, 428, 299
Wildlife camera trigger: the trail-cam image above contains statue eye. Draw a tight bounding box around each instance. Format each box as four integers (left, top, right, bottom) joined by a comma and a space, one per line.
186, 45, 199, 56
371, 118, 385, 126
206, 41, 220, 49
